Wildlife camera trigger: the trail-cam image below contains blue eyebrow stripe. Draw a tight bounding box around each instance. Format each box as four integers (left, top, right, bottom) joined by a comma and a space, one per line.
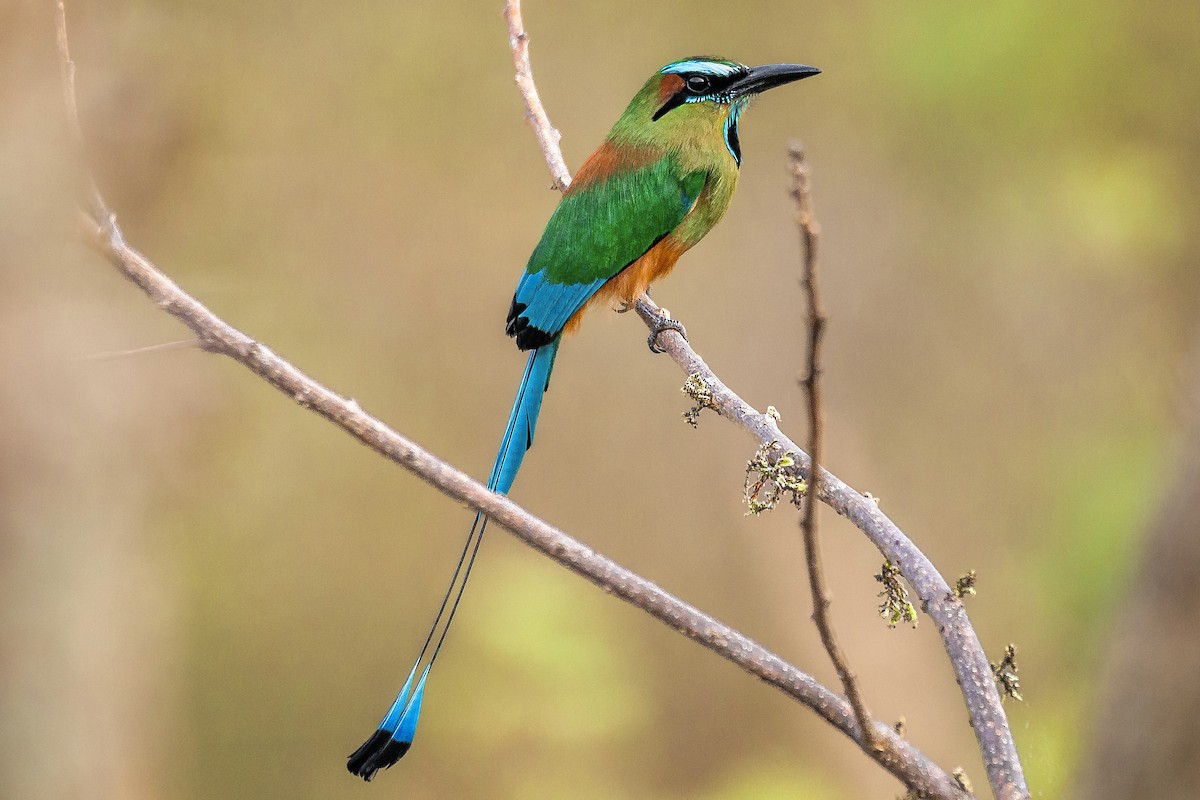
661, 59, 742, 77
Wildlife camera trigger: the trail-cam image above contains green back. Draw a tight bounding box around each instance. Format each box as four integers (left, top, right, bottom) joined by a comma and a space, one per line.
526, 156, 706, 285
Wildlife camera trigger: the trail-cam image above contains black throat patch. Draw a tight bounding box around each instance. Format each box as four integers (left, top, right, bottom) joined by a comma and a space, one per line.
725, 115, 742, 166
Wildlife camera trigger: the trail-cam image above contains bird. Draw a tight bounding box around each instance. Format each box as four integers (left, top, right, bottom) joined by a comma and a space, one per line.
347, 55, 819, 781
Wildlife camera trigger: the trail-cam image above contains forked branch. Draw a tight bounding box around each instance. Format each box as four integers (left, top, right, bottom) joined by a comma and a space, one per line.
52, 5, 964, 794
501, 3, 1028, 798
53, 0, 1021, 796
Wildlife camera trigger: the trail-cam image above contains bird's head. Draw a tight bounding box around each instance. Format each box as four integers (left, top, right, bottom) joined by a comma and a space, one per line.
616, 57, 820, 165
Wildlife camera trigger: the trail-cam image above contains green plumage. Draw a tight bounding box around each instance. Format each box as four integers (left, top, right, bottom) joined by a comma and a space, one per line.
348, 56, 819, 782
526, 159, 706, 284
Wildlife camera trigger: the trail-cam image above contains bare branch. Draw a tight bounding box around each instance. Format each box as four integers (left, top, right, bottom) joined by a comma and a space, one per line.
632, 298, 1029, 799
84, 221, 970, 800
55, 4, 967, 799
497, 19, 1029, 788
503, 0, 572, 191
632, 303, 1030, 800
502, 2, 1026, 790
55, 0, 104, 219
499, 2, 1002, 796
789, 143, 879, 751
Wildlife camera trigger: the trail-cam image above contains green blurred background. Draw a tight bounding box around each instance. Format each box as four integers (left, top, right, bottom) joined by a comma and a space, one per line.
3, 1, 1198, 798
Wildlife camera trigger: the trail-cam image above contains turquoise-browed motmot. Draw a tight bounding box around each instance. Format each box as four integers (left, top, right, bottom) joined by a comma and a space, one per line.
347, 56, 819, 780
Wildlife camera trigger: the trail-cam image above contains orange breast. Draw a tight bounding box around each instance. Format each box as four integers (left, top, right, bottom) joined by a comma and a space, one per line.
561, 234, 688, 336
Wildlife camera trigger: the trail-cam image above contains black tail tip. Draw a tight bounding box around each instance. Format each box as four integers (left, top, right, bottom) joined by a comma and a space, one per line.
347, 729, 413, 781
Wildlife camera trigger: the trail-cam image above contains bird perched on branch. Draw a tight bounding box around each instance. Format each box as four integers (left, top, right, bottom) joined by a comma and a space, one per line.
347, 55, 819, 781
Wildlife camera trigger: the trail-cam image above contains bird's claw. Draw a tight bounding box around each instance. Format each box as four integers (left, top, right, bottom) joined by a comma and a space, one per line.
647, 311, 687, 354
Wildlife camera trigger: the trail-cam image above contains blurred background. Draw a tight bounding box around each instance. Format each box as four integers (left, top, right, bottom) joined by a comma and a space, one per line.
3, 1, 1198, 798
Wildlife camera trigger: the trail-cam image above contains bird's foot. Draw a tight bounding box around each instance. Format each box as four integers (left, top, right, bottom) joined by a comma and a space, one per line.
646, 308, 687, 354
618, 287, 655, 314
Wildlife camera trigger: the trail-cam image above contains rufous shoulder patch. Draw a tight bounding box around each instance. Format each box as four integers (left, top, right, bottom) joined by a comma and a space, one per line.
569, 141, 659, 190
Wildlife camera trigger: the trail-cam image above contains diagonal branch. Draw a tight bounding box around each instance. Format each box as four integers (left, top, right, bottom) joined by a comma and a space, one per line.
55, 4, 968, 799
82, 218, 968, 800
504, 0, 572, 192
634, 302, 1026, 799
790, 142, 879, 751
500, 3, 1028, 798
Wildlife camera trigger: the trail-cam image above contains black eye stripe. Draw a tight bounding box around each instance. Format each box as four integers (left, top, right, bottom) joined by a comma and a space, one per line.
653, 69, 748, 121
693, 70, 742, 95
652, 91, 687, 121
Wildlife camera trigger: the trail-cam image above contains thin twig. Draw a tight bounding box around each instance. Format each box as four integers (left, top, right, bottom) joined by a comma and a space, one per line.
499, 3, 1023, 793
55, 0, 105, 219
503, 0, 571, 191
84, 338, 200, 361
55, 6, 968, 799
789, 143, 880, 751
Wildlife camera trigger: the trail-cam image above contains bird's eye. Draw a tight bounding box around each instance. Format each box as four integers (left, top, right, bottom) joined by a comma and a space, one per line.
685, 75, 710, 94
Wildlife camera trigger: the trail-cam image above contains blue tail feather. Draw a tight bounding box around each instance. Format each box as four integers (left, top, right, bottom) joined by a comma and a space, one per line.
395, 665, 431, 744
348, 338, 561, 780
377, 662, 419, 733
488, 338, 561, 494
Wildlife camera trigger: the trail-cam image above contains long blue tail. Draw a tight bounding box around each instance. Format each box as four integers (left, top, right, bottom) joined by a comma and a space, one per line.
347, 338, 561, 780
488, 338, 560, 495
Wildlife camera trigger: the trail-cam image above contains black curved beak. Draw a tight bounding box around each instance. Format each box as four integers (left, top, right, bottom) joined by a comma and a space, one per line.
730, 63, 821, 98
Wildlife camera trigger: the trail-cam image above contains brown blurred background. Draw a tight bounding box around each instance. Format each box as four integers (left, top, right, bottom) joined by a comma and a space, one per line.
3, 1, 1198, 798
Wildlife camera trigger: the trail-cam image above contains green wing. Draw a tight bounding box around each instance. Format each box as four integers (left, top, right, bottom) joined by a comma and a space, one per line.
507, 157, 706, 348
